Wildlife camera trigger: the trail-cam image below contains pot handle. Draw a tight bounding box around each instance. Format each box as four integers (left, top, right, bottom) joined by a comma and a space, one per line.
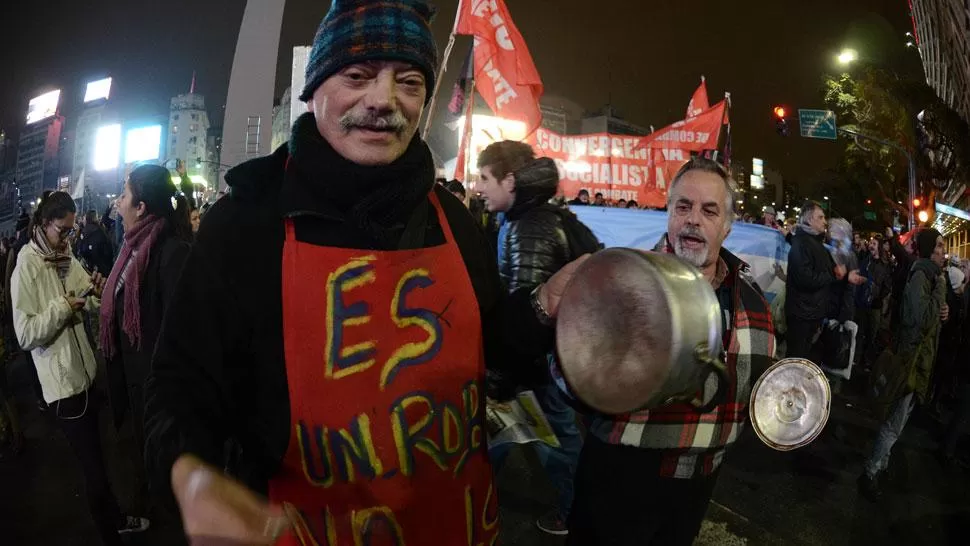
692, 344, 730, 414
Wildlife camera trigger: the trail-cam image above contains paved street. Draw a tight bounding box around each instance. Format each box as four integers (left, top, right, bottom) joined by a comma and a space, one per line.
2, 353, 968, 545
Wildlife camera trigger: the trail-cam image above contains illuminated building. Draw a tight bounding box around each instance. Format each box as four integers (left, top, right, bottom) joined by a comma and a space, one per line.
167, 91, 210, 180
17, 108, 63, 207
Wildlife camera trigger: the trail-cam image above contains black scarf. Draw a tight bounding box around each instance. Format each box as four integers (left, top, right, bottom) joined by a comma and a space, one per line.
287, 113, 435, 246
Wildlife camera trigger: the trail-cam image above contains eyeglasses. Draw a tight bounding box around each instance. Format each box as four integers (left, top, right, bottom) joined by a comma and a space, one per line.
49, 224, 76, 238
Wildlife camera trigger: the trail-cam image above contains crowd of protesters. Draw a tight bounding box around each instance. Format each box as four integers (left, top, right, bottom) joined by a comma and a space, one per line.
0, 1, 968, 545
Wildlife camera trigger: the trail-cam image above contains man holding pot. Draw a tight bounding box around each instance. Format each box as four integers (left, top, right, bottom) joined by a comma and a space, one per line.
567, 158, 776, 546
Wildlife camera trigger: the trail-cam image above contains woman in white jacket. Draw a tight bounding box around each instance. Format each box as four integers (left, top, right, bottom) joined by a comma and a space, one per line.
11, 191, 148, 545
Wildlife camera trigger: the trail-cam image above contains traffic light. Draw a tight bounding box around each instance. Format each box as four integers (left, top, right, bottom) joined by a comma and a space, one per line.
913, 194, 935, 224
773, 105, 789, 136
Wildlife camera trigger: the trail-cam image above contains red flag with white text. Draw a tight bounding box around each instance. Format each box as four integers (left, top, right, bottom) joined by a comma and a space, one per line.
637, 100, 727, 154
456, 0, 544, 135
686, 77, 709, 118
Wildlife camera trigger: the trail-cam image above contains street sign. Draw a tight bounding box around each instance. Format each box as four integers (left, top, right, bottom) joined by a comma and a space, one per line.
798, 109, 837, 140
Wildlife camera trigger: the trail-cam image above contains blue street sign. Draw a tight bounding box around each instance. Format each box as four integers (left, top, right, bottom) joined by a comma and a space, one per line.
798, 109, 838, 140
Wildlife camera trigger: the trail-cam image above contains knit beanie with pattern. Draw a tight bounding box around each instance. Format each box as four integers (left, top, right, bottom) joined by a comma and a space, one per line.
300, 0, 439, 104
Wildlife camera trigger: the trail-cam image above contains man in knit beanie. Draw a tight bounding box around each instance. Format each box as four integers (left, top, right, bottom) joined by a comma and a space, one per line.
859, 228, 948, 501
143, 1, 588, 544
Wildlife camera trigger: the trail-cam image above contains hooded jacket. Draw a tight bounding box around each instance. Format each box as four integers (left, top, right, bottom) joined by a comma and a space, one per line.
897, 258, 946, 402
498, 158, 599, 292
785, 227, 837, 321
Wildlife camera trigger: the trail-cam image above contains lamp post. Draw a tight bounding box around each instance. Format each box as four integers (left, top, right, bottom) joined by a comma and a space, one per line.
836, 48, 858, 66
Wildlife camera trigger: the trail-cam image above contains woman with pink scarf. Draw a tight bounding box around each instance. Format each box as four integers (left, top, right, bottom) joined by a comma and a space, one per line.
100, 165, 192, 512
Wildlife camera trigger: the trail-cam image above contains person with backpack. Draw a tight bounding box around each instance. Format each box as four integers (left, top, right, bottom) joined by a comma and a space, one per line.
477, 141, 601, 536
859, 229, 948, 501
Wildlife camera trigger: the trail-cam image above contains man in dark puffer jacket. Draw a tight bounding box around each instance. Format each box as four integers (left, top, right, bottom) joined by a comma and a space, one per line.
477, 140, 600, 536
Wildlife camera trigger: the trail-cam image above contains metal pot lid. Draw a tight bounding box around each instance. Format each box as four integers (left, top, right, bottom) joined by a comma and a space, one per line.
749, 358, 831, 451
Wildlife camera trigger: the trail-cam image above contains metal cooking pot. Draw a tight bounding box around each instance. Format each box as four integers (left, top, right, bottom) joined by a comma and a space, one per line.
554, 248, 727, 415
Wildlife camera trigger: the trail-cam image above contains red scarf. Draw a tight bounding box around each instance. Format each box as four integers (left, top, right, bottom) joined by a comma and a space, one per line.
99, 215, 167, 359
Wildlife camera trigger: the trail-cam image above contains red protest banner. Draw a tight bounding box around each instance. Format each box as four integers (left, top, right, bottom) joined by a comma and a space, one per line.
456, 0, 544, 135
530, 129, 691, 208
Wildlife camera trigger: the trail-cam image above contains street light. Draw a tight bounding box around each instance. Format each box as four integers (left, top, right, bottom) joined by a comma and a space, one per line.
837, 48, 858, 65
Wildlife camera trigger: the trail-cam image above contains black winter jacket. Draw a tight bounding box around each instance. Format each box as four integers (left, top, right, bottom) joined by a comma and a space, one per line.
143, 144, 553, 501
77, 223, 115, 276
106, 232, 189, 432
786, 229, 837, 321
500, 205, 570, 292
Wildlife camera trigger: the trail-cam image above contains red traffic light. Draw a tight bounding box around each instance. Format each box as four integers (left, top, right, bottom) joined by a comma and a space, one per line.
866, 199, 872, 205
913, 197, 921, 207
773, 106, 787, 119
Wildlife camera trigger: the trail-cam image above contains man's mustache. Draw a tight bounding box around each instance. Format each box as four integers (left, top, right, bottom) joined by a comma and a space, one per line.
677, 226, 707, 244
340, 109, 408, 134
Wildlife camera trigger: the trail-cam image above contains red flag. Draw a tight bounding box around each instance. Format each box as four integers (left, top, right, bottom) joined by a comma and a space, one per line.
638, 100, 727, 154
456, 0, 544, 135
686, 76, 709, 118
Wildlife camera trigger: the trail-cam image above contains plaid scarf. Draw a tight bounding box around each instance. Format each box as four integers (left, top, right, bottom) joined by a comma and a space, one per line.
587, 236, 776, 478
31, 226, 73, 284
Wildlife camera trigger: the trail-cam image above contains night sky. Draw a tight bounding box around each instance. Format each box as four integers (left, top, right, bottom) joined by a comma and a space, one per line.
2, 0, 919, 194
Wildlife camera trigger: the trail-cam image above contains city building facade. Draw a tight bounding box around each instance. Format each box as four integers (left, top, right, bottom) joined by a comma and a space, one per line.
911, 0, 970, 125
168, 93, 210, 181
581, 106, 651, 136
16, 115, 64, 209
271, 87, 292, 152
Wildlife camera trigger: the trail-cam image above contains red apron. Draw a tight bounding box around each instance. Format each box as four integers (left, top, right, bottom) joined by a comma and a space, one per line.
269, 191, 498, 546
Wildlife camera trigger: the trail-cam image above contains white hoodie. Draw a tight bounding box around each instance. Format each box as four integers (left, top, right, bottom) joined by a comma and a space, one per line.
11, 241, 100, 404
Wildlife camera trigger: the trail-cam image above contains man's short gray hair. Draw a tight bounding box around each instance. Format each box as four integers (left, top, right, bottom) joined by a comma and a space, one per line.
799, 200, 824, 225
667, 157, 737, 224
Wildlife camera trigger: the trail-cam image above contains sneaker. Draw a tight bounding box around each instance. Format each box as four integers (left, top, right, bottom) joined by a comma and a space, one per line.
857, 473, 882, 502
117, 516, 150, 534
536, 511, 568, 536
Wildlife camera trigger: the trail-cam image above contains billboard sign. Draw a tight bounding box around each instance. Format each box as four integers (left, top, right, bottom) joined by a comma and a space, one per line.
125, 125, 162, 163
94, 124, 122, 171
26, 90, 61, 124
84, 77, 113, 103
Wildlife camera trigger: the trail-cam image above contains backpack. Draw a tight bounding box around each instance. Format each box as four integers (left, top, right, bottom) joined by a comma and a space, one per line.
543, 205, 603, 260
